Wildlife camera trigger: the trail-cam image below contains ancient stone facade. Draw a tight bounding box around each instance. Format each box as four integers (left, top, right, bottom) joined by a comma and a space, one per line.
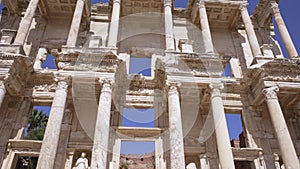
0, 0, 299, 169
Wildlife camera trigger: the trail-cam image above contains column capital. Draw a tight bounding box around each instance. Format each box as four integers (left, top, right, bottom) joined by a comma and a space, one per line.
99, 79, 112, 93
209, 83, 224, 98
166, 81, 180, 96
0, 81, 5, 89
262, 86, 279, 100
197, 0, 205, 8
57, 81, 69, 90
113, 0, 121, 4
163, 0, 172, 7
270, 1, 280, 14
239, 2, 248, 11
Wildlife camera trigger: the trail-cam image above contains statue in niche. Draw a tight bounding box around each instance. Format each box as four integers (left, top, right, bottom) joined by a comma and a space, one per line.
186, 162, 197, 169
74, 152, 89, 169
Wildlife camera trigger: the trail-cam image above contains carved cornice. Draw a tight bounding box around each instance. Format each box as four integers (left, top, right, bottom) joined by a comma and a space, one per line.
262, 86, 279, 100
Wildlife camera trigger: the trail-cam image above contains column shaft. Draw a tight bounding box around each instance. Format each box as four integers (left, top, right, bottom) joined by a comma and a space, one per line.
262, 87, 300, 169
271, 2, 298, 58
36, 81, 68, 169
14, 0, 39, 45
239, 4, 262, 57
91, 82, 112, 169
107, 0, 121, 47
198, 1, 214, 53
164, 0, 175, 50
168, 84, 185, 169
210, 83, 235, 169
66, 0, 85, 47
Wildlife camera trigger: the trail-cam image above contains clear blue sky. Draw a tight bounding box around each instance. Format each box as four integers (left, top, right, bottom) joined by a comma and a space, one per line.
9, 0, 299, 154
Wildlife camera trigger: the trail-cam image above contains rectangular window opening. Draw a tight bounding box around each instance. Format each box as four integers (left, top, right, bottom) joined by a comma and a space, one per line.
121, 108, 155, 128
225, 113, 244, 148
120, 141, 155, 168
129, 57, 151, 76
23, 106, 51, 140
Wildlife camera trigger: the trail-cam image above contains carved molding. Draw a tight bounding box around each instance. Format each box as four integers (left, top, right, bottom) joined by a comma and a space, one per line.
262, 86, 279, 100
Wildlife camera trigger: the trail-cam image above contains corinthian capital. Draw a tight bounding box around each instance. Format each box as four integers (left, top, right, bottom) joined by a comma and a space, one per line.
197, 0, 205, 8
166, 81, 180, 96
99, 79, 112, 93
270, 1, 280, 14
239, 3, 248, 11
57, 81, 68, 90
262, 86, 279, 100
209, 83, 224, 98
163, 0, 172, 7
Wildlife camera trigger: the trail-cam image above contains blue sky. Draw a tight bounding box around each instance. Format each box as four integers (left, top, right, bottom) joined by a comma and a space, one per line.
6, 0, 298, 154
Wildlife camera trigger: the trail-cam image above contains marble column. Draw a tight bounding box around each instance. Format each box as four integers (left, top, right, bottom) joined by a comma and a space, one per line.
167, 82, 185, 169
0, 81, 6, 110
91, 80, 112, 169
14, 0, 40, 45
270, 1, 298, 58
36, 80, 68, 169
164, 0, 175, 51
66, 0, 85, 47
107, 0, 121, 47
262, 86, 300, 169
198, 1, 214, 53
34, 48, 47, 70
209, 83, 235, 169
239, 3, 262, 58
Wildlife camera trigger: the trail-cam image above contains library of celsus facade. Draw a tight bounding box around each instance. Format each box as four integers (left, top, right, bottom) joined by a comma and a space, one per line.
0, 0, 299, 168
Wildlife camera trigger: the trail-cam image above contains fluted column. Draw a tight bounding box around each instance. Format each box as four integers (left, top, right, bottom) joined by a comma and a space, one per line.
167, 81, 185, 169
107, 0, 121, 47
262, 86, 300, 169
66, 0, 85, 47
36, 80, 69, 169
198, 1, 214, 53
270, 1, 298, 58
239, 3, 262, 58
209, 83, 235, 169
0, 81, 6, 110
91, 80, 112, 169
164, 0, 175, 51
14, 0, 40, 45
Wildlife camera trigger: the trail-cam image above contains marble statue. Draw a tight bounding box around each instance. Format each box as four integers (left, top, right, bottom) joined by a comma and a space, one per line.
74, 152, 89, 169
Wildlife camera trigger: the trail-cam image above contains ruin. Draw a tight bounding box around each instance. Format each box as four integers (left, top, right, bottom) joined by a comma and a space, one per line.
0, 0, 299, 168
